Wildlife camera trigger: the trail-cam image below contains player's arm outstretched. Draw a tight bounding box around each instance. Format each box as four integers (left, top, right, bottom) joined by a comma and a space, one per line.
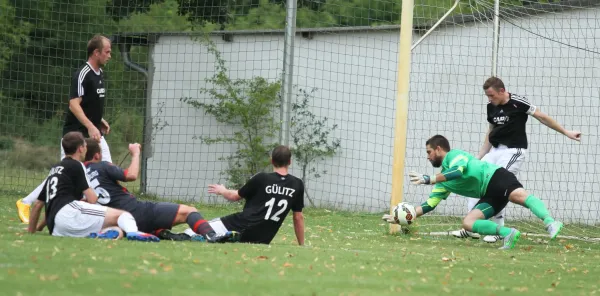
207, 184, 242, 201
408, 165, 465, 186
531, 108, 581, 141
120, 143, 141, 182
414, 185, 451, 217
477, 123, 494, 159
381, 185, 450, 224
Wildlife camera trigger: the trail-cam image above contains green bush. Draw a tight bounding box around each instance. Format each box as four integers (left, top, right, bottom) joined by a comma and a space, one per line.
0, 136, 14, 150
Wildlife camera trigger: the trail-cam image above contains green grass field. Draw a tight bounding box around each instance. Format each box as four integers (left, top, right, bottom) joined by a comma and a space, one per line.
2, 193, 600, 296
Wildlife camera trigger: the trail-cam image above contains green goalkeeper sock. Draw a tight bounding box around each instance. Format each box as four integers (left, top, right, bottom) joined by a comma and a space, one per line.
524, 195, 555, 226
472, 220, 511, 237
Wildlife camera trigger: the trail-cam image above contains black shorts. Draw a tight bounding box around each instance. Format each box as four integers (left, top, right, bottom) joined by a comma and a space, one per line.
475, 167, 523, 218
133, 202, 180, 234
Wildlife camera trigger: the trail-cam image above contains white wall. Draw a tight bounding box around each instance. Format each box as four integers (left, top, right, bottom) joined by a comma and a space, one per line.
146, 7, 600, 224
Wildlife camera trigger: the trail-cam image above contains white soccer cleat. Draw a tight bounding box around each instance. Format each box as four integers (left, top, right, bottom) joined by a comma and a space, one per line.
498, 228, 521, 250
483, 235, 501, 243
451, 228, 480, 239
546, 221, 564, 240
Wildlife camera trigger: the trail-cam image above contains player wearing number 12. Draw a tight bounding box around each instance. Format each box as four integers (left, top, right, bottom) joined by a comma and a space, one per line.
208, 145, 305, 245
383, 135, 563, 250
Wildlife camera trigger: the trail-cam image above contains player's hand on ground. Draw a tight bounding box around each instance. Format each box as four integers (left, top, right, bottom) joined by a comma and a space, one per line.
565, 130, 581, 142
88, 125, 102, 142
381, 214, 398, 224
208, 184, 226, 195
101, 119, 110, 135
128, 143, 141, 155
409, 171, 431, 185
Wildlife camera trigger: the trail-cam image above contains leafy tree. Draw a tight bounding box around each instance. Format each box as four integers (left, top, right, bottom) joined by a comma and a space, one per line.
2, 0, 116, 120
117, 0, 195, 33
0, 0, 31, 73
290, 87, 341, 206
180, 39, 281, 188
106, 0, 164, 21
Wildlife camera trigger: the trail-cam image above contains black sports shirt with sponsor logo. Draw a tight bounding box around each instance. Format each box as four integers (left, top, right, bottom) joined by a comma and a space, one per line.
487, 93, 537, 149
63, 62, 106, 137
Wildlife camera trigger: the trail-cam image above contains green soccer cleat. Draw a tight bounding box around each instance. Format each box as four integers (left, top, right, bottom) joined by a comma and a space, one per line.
546, 221, 563, 240
499, 228, 520, 250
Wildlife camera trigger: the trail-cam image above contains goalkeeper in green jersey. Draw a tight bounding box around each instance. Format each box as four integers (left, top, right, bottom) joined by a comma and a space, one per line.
385, 135, 563, 250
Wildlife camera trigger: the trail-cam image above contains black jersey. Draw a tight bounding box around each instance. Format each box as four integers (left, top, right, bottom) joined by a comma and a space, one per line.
37, 157, 92, 234
63, 62, 106, 137
487, 93, 537, 149
221, 172, 305, 244
85, 161, 175, 233
85, 161, 137, 211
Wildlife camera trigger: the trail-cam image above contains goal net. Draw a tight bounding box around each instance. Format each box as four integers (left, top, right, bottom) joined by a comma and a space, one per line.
0, 0, 598, 241
404, 0, 600, 241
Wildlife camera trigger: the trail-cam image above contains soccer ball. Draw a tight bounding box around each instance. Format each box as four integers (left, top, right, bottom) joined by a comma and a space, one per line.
393, 202, 416, 225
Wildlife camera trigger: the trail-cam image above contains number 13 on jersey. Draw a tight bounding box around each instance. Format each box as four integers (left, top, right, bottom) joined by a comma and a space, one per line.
46, 176, 59, 203
265, 197, 288, 222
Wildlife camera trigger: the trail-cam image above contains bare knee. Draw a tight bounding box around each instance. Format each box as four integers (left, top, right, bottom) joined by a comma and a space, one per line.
462, 209, 485, 231
103, 208, 126, 228
509, 188, 528, 205
462, 218, 476, 232
173, 205, 197, 224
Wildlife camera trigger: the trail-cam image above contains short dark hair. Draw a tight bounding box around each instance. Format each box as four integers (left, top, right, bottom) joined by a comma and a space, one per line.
426, 135, 451, 152
271, 145, 292, 168
62, 132, 85, 155
84, 138, 101, 161
87, 34, 109, 58
483, 77, 505, 91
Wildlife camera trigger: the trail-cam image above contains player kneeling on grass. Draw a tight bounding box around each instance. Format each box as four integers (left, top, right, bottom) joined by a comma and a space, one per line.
28, 131, 159, 242
83, 139, 237, 243
207, 145, 305, 245
382, 135, 563, 250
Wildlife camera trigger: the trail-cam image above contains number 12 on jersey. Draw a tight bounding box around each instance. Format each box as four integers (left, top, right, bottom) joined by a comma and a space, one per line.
264, 197, 288, 222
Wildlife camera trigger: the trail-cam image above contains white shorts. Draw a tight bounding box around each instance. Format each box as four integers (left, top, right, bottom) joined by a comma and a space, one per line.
466, 144, 528, 215
52, 201, 107, 237
208, 218, 229, 236
482, 144, 527, 176
60, 136, 112, 163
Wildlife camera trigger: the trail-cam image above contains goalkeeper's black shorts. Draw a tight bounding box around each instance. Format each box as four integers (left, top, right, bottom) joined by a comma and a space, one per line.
476, 167, 523, 217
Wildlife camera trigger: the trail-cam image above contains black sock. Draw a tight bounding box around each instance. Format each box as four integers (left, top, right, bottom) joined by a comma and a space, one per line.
186, 212, 216, 237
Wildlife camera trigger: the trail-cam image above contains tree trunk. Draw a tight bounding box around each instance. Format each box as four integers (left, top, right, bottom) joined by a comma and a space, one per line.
302, 163, 316, 207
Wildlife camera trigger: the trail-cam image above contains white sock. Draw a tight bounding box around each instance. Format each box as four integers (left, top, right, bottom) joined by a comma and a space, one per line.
117, 212, 139, 233
184, 228, 197, 237
22, 182, 46, 205
467, 198, 479, 213
492, 208, 506, 227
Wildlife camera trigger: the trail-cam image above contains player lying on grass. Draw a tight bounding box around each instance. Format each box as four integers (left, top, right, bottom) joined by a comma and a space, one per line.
28, 131, 159, 242
207, 145, 306, 245
382, 135, 563, 250
83, 139, 237, 243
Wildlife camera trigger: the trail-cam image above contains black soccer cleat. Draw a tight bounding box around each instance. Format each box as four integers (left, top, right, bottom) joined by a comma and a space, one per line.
156, 229, 192, 241
206, 231, 241, 243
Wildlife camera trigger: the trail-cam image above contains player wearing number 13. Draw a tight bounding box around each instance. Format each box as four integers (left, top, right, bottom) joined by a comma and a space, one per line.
208, 145, 305, 245
27, 132, 159, 242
